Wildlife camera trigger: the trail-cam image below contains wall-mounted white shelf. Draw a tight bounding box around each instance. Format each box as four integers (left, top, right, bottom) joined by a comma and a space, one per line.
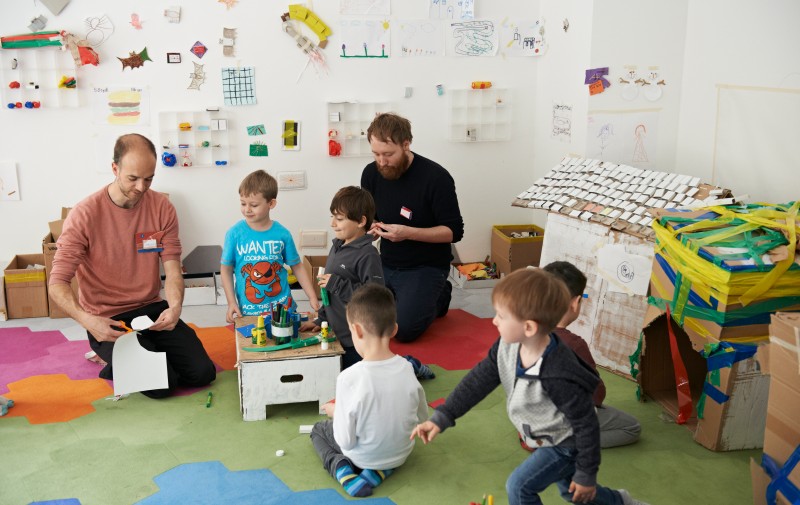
158, 111, 231, 168
327, 101, 391, 157
0, 47, 79, 109
448, 88, 511, 142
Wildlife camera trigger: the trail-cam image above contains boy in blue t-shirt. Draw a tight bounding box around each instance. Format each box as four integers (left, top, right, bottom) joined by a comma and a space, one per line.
220, 170, 320, 322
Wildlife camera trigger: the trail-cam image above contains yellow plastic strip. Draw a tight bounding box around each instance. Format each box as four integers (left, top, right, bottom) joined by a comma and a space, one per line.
5, 271, 46, 283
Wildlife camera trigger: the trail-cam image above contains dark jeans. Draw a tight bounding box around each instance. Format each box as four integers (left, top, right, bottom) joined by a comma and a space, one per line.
506, 446, 622, 505
88, 300, 216, 399
382, 265, 449, 343
311, 419, 357, 477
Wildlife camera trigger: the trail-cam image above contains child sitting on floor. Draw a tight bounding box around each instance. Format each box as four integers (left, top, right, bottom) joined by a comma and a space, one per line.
542, 261, 641, 449
310, 283, 428, 498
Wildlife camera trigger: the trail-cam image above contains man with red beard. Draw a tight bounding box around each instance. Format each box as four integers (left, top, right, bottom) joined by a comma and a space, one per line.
49, 133, 216, 398
360, 113, 464, 345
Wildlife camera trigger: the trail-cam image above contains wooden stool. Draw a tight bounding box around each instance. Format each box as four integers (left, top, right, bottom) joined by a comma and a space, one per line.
235, 316, 344, 421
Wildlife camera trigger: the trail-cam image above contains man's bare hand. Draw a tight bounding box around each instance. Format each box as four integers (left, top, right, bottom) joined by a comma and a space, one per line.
150, 306, 181, 331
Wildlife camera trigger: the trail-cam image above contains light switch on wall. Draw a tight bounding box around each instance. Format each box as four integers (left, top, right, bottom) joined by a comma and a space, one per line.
300, 230, 328, 248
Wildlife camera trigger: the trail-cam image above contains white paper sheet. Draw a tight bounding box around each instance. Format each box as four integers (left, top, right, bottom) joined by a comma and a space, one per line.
597, 244, 652, 296
112, 332, 168, 396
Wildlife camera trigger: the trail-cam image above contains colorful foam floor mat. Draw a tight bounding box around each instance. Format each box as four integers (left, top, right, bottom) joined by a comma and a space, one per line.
1, 309, 759, 504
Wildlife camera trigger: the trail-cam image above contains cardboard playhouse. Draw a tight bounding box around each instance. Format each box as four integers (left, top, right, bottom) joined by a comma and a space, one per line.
512, 157, 728, 377
640, 202, 800, 451
751, 312, 800, 505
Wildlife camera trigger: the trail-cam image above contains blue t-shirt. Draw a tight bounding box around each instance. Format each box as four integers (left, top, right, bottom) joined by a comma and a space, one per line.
221, 220, 300, 316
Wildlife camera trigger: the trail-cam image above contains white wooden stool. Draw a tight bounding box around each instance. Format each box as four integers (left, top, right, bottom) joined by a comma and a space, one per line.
235, 316, 344, 421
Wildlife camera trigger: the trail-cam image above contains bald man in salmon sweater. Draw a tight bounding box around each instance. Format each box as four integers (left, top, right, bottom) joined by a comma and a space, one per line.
49, 134, 216, 399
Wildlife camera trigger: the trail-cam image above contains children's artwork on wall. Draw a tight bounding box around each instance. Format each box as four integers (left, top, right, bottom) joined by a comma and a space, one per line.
430, 0, 474, 20
396, 20, 443, 57
585, 67, 610, 95
499, 19, 546, 57
61, 31, 100, 66
219, 0, 237, 10
586, 109, 659, 168
0, 161, 20, 201
164, 6, 181, 23
447, 20, 497, 57
281, 120, 300, 150
29, 15, 48, 32
92, 86, 150, 126
277, 170, 306, 189
285, 5, 332, 49
220, 27, 236, 57
118, 48, 152, 70
222, 66, 256, 105
187, 63, 205, 90
281, 16, 329, 79
249, 142, 268, 156
247, 124, 266, 136
551, 102, 572, 143
84, 15, 114, 45
130, 13, 143, 30
340, 0, 390, 16
190, 41, 207, 59
338, 19, 390, 58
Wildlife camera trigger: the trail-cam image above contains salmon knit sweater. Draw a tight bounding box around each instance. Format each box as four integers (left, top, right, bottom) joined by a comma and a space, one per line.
50, 187, 181, 318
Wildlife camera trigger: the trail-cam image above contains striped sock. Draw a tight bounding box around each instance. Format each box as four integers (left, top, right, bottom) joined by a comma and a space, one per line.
335, 461, 373, 497
360, 468, 393, 488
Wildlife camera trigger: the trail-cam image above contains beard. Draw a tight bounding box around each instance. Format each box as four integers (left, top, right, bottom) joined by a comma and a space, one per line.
376, 151, 410, 180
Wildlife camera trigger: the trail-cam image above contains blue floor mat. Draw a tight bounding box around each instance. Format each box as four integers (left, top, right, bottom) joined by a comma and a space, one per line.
136, 461, 395, 504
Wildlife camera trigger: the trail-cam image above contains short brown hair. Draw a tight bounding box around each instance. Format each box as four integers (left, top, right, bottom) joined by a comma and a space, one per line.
330, 186, 375, 231
491, 269, 570, 334
367, 113, 413, 145
113, 133, 156, 164
346, 284, 396, 338
239, 170, 278, 201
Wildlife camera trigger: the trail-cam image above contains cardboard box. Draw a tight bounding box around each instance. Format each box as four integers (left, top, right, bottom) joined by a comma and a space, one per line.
761, 312, 800, 492
491, 224, 544, 276
42, 207, 78, 318
751, 457, 797, 505
449, 262, 501, 289
639, 307, 769, 451
4, 254, 48, 319
302, 255, 328, 298
160, 274, 217, 306
215, 273, 227, 306
0, 276, 7, 321
649, 253, 800, 343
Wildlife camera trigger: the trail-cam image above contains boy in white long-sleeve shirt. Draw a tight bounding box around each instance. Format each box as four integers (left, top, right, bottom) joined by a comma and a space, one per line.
310, 283, 428, 498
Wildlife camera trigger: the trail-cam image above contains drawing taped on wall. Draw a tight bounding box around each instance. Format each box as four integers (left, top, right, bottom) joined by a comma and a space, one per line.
448, 20, 497, 57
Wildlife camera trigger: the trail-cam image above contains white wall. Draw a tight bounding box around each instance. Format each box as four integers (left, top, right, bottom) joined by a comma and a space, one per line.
0, 0, 541, 264
675, 0, 800, 184
2, 1, 798, 267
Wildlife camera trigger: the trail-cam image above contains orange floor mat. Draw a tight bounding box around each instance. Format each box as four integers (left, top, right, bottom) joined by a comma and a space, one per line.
3, 374, 112, 424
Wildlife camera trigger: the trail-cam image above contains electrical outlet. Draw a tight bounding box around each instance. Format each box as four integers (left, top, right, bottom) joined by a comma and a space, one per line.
300, 230, 327, 248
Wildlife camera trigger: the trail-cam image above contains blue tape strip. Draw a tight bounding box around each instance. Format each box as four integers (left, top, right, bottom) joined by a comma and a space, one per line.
762, 446, 800, 505
703, 342, 758, 372
701, 381, 730, 404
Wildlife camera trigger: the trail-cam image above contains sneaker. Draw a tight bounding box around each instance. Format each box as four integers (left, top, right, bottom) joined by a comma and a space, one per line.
435, 281, 452, 318
405, 355, 436, 380
618, 489, 650, 505
517, 432, 537, 453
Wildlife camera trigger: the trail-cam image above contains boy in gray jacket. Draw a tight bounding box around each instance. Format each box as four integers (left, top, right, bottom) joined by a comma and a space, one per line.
411, 269, 648, 505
